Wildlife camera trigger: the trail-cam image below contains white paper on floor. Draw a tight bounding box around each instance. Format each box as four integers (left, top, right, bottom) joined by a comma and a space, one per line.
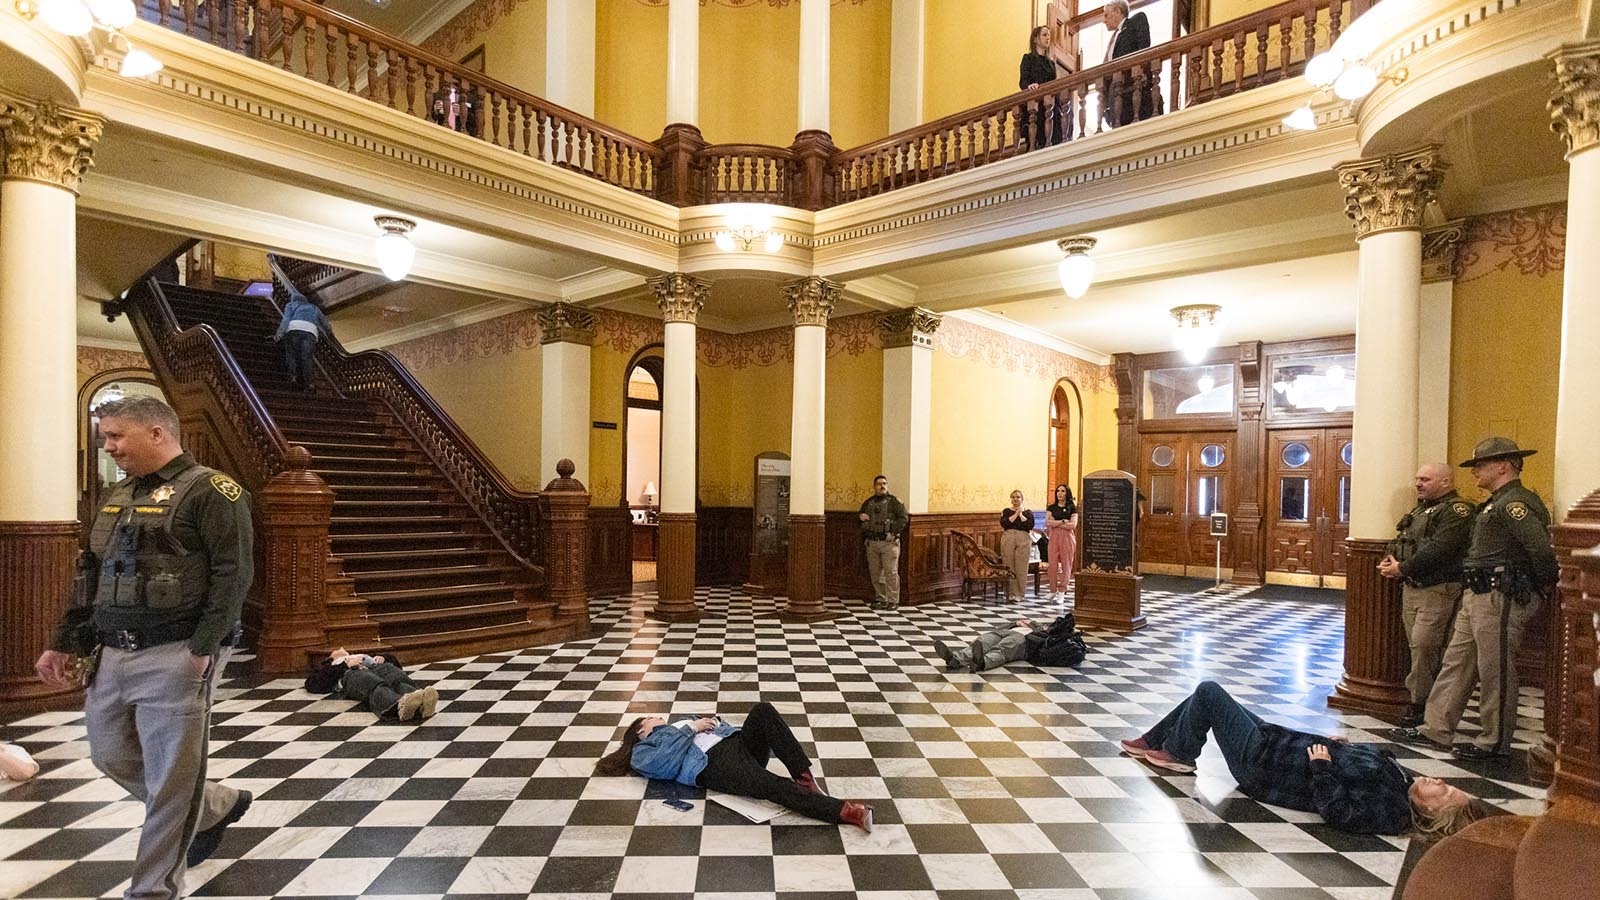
707, 791, 786, 823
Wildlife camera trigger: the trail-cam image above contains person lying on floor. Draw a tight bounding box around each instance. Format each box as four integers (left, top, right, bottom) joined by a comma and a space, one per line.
932, 615, 1088, 672
304, 648, 438, 721
1121, 680, 1490, 836
593, 701, 876, 832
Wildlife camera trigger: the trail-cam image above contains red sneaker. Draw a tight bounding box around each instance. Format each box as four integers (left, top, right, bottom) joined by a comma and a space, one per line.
1119, 736, 1153, 758
794, 770, 822, 795
1142, 749, 1196, 773
839, 800, 874, 833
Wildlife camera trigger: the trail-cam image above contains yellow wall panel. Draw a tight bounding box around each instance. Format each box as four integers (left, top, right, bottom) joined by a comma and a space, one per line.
595, 0, 669, 138
698, 4, 801, 145
829, 0, 892, 149
405, 346, 543, 491
825, 349, 884, 508
922, 0, 1032, 124
472, 0, 549, 97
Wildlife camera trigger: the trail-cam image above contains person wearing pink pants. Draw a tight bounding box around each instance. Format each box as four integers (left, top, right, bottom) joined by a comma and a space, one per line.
1045, 484, 1078, 601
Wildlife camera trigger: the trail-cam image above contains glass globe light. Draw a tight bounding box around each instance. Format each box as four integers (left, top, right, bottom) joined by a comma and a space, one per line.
1282, 104, 1316, 131
1304, 51, 1343, 88
120, 46, 163, 77
1333, 63, 1379, 101
39, 0, 94, 36
87, 0, 136, 29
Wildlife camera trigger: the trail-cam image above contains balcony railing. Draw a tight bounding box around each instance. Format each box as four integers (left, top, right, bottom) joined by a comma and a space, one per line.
140, 0, 1362, 210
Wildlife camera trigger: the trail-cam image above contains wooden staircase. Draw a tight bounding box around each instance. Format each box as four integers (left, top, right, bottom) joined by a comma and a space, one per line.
136, 281, 578, 663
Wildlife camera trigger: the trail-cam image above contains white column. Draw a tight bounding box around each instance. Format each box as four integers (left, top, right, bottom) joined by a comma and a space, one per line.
1551, 41, 1600, 519
1416, 221, 1464, 468
1336, 147, 1446, 538
544, 0, 596, 117
0, 98, 102, 522
651, 274, 705, 515
797, 0, 830, 134
786, 278, 837, 517
880, 308, 940, 514
537, 303, 595, 485
665, 0, 699, 125
888, 0, 925, 133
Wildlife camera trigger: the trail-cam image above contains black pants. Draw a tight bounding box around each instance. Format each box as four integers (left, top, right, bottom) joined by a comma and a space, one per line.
695, 702, 843, 823
282, 331, 316, 387
340, 662, 420, 717
1145, 680, 1266, 780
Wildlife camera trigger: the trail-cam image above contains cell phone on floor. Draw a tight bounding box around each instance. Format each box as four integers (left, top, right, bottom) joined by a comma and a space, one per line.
662, 799, 694, 812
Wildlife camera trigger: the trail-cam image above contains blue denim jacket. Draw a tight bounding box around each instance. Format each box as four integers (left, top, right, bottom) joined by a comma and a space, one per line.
274, 297, 330, 341
629, 720, 738, 785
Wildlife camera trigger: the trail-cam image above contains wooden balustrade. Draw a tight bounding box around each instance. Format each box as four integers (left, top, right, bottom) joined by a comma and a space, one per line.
141, 0, 1360, 208
142, 0, 660, 196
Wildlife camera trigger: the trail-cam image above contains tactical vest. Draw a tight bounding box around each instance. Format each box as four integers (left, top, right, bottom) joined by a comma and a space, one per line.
88, 462, 213, 617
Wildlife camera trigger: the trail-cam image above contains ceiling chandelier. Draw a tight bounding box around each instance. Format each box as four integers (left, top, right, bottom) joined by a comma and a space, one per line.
1056, 237, 1097, 300
373, 215, 417, 281
1280, 15, 1406, 131
713, 205, 783, 254
16, 0, 164, 77
1170, 304, 1221, 364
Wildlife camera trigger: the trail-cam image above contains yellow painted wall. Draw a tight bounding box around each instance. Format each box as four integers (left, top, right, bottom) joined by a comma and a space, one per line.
1447, 204, 1565, 503
1205, 0, 1282, 27
825, 348, 883, 507
405, 346, 544, 491
922, 0, 1032, 124
471, 0, 549, 97
595, 0, 668, 138
829, 0, 892, 149
698, 4, 801, 145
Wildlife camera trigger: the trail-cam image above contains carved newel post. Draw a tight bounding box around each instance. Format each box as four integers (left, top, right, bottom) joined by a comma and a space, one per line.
252, 446, 335, 674
1327, 146, 1447, 719
543, 458, 591, 622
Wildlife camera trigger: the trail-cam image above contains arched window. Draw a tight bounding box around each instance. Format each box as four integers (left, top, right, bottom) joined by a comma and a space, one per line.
78, 370, 165, 531
624, 354, 663, 513
1047, 379, 1082, 494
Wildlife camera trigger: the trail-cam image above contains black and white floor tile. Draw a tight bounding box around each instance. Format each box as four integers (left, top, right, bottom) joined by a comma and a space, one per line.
0, 580, 1547, 900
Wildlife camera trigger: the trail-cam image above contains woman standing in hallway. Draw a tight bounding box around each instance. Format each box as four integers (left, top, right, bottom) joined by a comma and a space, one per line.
593, 702, 875, 832
999, 490, 1036, 600
1045, 484, 1078, 601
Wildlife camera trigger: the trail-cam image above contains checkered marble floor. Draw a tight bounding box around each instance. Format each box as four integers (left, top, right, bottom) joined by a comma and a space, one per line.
1, 581, 1548, 900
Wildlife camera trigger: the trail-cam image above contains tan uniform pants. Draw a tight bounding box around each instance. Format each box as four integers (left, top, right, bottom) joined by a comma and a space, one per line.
85, 641, 241, 900
1401, 581, 1461, 709
1000, 530, 1031, 600
1420, 588, 1540, 752
865, 538, 901, 607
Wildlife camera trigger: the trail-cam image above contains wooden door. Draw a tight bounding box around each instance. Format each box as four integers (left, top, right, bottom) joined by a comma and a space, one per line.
1266, 428, 1350, 586
1139, 434, 1188, 571
1184, 434, 1233, 572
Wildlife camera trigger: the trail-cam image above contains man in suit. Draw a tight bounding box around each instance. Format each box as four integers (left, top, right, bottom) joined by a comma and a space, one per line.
1101, 0, 1161, 128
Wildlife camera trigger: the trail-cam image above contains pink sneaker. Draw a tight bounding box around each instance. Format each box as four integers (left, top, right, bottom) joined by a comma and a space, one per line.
1119, 736, 1153, 758
1142, 749, 1196, 773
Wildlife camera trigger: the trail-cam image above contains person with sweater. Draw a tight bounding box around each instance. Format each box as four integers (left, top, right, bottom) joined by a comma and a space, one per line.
272, 288, 331, 391
304, 648, 438, 721
593, 702, 875, 832
1122, 681, 1479, 836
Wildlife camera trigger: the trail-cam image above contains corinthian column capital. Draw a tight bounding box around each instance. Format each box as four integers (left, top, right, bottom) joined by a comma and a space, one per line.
1420, 219, 1467, 284
0, 94, 104, 194
879, 307, 942, 349
1549, 41, 1600, 157
1335, 146, 1447, 239
647, 272, 709, 324
537, 301, 597, 345
783, 276, 840, 328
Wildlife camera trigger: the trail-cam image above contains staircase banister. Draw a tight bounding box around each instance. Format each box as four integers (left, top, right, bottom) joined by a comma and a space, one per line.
695, 143, 797, 160
145, 0, 663, 165
832, 0, 1348, 164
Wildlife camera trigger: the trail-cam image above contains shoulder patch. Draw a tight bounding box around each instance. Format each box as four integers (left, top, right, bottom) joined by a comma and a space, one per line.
1451, 501, 1471, 518
1507, 501, 1529, 521
210, 474, 243, 502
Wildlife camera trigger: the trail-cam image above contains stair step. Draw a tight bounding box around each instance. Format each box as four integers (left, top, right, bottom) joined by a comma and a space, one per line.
292, 434, 412, 451
332, 531, 496, 549
281, 421, 400, 439
311, 467, 435, 483
359, 582, 520, 606
378, 619, 574, 662
339, 547, 498, 567
351, 564, 521, 586
330, 515, 477, 535
366, 599, 527, 630
327, 484, 450, 499
312, 455, 424, 471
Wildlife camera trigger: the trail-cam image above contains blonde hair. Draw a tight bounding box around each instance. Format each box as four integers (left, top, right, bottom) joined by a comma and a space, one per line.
1411, 795, 1481, 838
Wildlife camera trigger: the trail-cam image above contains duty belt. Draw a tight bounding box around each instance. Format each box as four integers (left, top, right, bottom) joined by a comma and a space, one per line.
99, 621, 196, 652
864, 531, 897, 541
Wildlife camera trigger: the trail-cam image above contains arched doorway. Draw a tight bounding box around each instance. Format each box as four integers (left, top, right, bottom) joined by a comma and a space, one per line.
78, 371, 166, 533
623, 353, 664, 583
1047, 378, 1084, 492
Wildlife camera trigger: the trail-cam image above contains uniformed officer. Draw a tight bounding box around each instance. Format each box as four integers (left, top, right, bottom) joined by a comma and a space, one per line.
1396, 437, 1557, 760
1376, 463, 1472, 725
34, 396, 255, 900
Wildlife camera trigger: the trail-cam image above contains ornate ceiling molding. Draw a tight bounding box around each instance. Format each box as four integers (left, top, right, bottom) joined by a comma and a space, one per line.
0, 93, 104, 193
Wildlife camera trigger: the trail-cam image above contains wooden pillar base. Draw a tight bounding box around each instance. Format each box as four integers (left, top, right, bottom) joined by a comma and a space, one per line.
781, 514, 834, 622
1328, 537, 1411, 719
0, 522, 82, 719
543, 460, 593, 622
648, 512, 700, 622
1073, 570, 1146, 632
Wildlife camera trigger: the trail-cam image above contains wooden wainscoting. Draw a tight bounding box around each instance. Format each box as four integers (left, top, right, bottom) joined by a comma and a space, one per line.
587, 505, 633, 598
697, 507, 752, 586
824, 511, 874, 601
824, 511, 1021, 607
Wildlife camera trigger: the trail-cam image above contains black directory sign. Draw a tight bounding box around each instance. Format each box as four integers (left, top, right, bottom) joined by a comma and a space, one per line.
1081, 470, 1136, 574
1209, 512, 1229, 537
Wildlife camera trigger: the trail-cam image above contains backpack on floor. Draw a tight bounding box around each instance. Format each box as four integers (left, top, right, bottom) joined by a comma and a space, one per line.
1023, 614, 1089, 668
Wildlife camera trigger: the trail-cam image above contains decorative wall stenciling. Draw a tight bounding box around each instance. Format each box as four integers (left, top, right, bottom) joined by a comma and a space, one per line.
1455, 203, 1567, 283
934, 315, 1115, 394
77, 346, 150, 380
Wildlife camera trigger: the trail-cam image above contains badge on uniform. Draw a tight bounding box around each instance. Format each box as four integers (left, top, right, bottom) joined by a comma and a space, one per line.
1507, 501, 1529, 521
211, 474, 242, 502
150, 484, 176, 503
1451, 502, 1471, 518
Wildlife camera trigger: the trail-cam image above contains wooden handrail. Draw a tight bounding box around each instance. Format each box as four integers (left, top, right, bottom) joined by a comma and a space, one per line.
142, 0, 661, 197
830, 0, 1353, 202
695, 143, 795, 205
267, 256, 545, 570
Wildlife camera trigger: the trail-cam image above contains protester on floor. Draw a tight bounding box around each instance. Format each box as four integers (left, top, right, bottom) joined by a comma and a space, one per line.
859, 474, 909, 610
594, 701, 876, 833
0, 741, 39, 781
304, 648, 439, 721
1122, 681, 1486, 836
272, 287, 330, 391
1020, 25, 1074, 147
1044, 484, 1079, 600
999, 490, 1037, 600
1376, 463, 1472, 726
34, 395, 255, 894
1391, 437, 1557, 759
933, 614, 1088, 672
